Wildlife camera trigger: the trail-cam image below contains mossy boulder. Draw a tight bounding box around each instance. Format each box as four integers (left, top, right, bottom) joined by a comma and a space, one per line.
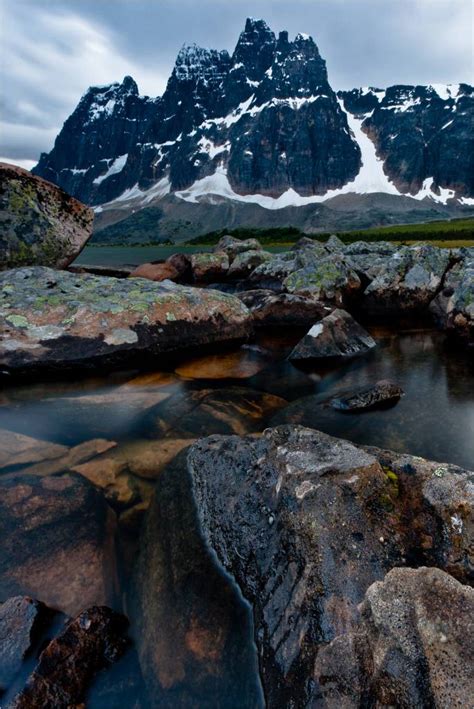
0, 163, 93, 270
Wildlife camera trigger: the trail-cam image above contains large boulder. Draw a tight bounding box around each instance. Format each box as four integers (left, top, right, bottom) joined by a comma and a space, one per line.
0, 163, 93, 270
314, 567, 474, 708
179, 425, 473, 706
284, 254, 361, 305
0, 473, 118, 616
289, 308, 376, 362
228, 250, 272, 279
214, 235, 262, 262
0, 267, 252, 375
363, 244, 452, 316
190, 252, 229, 282
430, 248, 474, 344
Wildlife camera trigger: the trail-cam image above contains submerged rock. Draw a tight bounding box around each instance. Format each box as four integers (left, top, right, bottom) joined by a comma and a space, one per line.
314, 567, 474, 708
180, 425, 473, 706
330, 379, 404, 411
0, 596, 49, 691
289, 308, 376, 361
175, 349, 268, 380
0, 430, 68, 471
0, 162, 93, 270
0, 473, 118, 616
0, 267, 251, 375
10, 606, 128, 709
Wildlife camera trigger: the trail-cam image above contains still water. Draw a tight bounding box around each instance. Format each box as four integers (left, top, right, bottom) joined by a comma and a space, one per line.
1, 327, 473, 706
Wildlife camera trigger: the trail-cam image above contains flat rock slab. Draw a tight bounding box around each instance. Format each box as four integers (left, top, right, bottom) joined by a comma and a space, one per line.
0, 429, 68, 471
0, 267, 251, 375
0, 163, 93, 270
289, 308, 376, 361
330, 379, 404, 411
175, 349, 268, 380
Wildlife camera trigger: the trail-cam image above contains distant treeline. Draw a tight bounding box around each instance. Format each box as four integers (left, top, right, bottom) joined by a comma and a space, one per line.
187, 218, 474, 246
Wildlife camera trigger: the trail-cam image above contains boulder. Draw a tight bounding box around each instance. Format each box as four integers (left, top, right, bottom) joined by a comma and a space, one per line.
0, 473, 118, 615
227, 249, 272, 278
314, 567, 474, 708
284, 254, 361, 304
0, 596, 49, 691
238, 289, 330, 327
325, 234, 345, 252
289, 308, 376, 362
166, 252, 192, 281
214, 235, 262, 262
430, 248, 474, 344
10, 606, 128, 709
363, 244, 452, 316
190, 252, 229, 282
129, 262, 180, 282
247, 252, 297, 291
180, 425, 473, 706
330, 379, 404, 411
0, 163, 93, 270
0, 267, 251, 375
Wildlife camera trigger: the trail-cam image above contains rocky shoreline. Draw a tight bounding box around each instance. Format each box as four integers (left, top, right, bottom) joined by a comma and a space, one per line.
0, 165, 473, 707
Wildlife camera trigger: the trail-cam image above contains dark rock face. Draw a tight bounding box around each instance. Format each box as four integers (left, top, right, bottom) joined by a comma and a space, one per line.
289, 308, 376, 361
330, 379, 404, 411
0, 163, 93, 270
0, 473, 118, 616
0, 596, 49, 691
33, 19, 361, 204
314, 567, 474, 708
183, 425, 473, 707
10, 606, 128, 709
340, 84, 474, 198
0, 267, 251, 375
430, 247, 474, 344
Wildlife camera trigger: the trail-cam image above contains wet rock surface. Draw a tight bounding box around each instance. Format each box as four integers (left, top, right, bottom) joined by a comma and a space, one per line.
0, 473, 118, 616
10, 606, 129, 709
330, 379, 404, 411
181, 425, 473, 707
0, 163, 93, 271
0, 267, 252, 375
289, 308, 376, 361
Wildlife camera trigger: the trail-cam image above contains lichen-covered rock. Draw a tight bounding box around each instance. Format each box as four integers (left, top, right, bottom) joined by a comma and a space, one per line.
0, 163, 93, 270
0, 267, 251, 375
179, 425, 473, 706
0, 473, 118, 616
190, 251, 229, 282
363, 244, 452, 316
10, 606, 128, 709
289, 308, 376, 361
228, 249, 272, 278
248, 252, 297, 291
314, 567, 474, 708
214, 235, 262, 262
238, 289, 330, 327
284, 254, 361, 304
0, 596, 49, 691
330, 379, 404, 411
430, 248, 474, 344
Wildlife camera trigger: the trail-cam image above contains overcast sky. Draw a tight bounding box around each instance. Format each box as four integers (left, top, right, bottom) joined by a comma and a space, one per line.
1, 0, 472, 170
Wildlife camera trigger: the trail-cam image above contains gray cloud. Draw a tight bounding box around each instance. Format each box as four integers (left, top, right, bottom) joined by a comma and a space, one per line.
1, 0, 472, 168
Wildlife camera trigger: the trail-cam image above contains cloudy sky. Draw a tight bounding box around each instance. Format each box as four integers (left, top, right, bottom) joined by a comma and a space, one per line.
1, 0, 472, 170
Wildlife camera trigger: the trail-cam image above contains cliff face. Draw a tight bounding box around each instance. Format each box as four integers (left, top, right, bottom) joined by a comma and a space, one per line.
33, 18, 473, 211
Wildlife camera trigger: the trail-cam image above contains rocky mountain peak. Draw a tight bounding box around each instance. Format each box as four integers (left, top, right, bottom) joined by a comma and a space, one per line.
232, 17, 276, 81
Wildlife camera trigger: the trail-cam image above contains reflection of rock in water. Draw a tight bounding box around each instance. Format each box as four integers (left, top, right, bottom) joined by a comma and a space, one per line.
130, 450, 263, 709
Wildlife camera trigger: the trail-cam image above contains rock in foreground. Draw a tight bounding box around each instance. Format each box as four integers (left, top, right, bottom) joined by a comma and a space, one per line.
315, 567, 474, 707
10, 606, 128, 709
289, 308, 376, 361
183, 425, 473, 707
0, 267, 251, 375
0, 163, 93, 270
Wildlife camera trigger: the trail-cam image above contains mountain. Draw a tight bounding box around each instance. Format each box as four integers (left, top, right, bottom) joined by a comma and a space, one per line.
32, 18, 474, 241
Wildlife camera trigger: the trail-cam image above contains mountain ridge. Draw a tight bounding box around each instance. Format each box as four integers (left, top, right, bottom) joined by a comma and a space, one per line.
32, 17, 474, 241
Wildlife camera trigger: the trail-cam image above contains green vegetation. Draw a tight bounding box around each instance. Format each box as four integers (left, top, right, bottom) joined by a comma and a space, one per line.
186, 218, 474, 247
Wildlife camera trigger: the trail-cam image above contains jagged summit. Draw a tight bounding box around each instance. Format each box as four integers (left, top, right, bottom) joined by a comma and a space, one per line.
33, 17, 474, 212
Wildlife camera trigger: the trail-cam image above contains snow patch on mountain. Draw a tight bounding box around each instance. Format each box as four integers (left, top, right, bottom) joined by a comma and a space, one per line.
93, 154, 128, 185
